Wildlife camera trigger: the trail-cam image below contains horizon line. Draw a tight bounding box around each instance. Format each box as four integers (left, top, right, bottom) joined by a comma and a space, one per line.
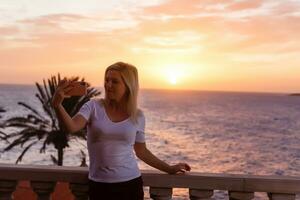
0, 82, 295, 95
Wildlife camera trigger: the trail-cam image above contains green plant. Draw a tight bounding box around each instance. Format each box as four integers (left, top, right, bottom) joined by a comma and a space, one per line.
1, 74, 100, 166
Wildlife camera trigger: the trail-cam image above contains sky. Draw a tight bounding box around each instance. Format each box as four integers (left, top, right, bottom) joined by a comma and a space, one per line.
0, 0, 300, 93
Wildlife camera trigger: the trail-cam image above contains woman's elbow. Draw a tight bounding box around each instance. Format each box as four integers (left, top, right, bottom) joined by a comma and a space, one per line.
66, 124, 80, 134
69, 128, 77, 134
135, 152, 144, 160
135, 147, 148, 160
68, 118, 86, 134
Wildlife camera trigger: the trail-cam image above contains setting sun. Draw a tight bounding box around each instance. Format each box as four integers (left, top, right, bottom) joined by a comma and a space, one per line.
167, 70, 180, 85
169, 76, 177, 85
163, 64, 186, 86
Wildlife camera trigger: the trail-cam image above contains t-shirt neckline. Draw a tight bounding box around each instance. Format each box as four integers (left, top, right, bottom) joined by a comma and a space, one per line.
103, 105, 130, 124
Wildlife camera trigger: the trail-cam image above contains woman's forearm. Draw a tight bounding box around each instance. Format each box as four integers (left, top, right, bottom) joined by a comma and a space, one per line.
137, 148, 172, 173
54, 104, 77, 133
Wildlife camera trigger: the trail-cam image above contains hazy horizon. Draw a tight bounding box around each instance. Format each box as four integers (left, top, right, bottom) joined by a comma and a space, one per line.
0, 82, 297, 95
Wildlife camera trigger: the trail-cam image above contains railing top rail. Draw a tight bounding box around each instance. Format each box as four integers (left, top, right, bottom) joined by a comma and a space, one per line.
0, 164, 299, 194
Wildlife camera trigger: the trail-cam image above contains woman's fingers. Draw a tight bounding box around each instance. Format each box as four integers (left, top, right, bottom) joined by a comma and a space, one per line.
63, 87, 73, 98
63, 85, 74, 93
175, 163, 191, 173
58, 78, 77, 91
57, 79, 75, 94
58, 78, 68, 87
52, 78, 74, 107
184, 163, 191, 171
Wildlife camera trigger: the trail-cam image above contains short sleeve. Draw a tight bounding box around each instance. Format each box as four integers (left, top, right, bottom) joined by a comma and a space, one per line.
76, 100, 94, 122
135, 111, 146, 143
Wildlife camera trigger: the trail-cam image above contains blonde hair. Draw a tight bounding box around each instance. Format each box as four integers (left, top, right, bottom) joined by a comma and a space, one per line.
104, 62, 140, 123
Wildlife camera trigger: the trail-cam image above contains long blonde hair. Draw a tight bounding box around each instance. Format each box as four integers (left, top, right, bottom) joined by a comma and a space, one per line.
104, 62, 140, 123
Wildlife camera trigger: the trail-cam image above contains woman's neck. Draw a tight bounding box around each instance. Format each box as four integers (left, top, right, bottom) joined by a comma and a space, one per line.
104, 98, 127, 113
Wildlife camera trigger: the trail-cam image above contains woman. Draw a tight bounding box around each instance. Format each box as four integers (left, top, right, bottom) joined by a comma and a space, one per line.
51, 62, 191, 200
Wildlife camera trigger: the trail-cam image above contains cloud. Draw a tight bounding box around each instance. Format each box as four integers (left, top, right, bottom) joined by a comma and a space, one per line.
0, 0, 300, 79
226, 0, 264, 11
131, 30, 204, 55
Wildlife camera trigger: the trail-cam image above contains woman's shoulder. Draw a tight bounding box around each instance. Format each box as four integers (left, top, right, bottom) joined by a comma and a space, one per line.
135, 109, 145, 129
86, 98, 105, 109
137, 108, 145, 118
136, 109, 145, 124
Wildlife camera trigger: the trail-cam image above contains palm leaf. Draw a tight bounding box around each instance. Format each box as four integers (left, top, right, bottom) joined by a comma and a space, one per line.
35, 82, 47, 103
17, 102, 44, 119
0, 107, 5, 113
50, 155, 58, 165
3, 127, 40, 151
5, 117, 31, 124
35, 93, 57, 128
43, 79, 51, 102
0, 131, 9, 143
4, 116, 49, 130
16, 140, 39, 164
80, 150, 87, 167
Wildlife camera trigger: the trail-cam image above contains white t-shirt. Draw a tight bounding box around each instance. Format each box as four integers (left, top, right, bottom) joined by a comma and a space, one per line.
76, 99, 146, 183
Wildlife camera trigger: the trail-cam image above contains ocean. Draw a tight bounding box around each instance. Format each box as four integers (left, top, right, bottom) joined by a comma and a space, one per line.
0, 84, 299, 199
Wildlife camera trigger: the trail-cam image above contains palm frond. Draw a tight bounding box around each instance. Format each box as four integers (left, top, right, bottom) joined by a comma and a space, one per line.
27, 114, 49, 126
4, 136, 31, 151
0, 107, 5, 113
0, 130, 7, 137
4, 115, 49, 129
3, 127, 48, 151
17, 102, 44, 119
40, 130, 69, 153
80, 150, 87, 167
0, 130, 9, 143
5, 122, 37, 128
43, 79, 51, 103
35, 82, 47, 103
5, 117, 31, 124
0, 107, 5, 121
50, 154, 58, 165
15, 140, 39, 164
35, 93, 57, 128
40, 131, 56, 153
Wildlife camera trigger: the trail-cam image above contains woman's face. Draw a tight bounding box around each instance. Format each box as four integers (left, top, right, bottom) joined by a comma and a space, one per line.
104, 70, 127, 102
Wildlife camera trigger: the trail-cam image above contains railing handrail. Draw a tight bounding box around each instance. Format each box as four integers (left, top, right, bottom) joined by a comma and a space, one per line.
0, 163, 299, 194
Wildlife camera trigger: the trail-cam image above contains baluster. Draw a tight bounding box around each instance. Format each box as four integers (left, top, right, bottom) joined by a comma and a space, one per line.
31, 181, 55, 200
229, 191, 254, 200
267, 193, 296, 200
189, 189, 214, 200
0, 180, 17, 200
69, 182, 89, 200
149, 187, 172, 200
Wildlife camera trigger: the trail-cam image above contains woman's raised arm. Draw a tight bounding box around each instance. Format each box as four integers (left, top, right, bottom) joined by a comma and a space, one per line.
51, 79, 87, 133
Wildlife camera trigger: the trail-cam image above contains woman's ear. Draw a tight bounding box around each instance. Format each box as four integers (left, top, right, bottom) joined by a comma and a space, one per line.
125, 86, 130, 97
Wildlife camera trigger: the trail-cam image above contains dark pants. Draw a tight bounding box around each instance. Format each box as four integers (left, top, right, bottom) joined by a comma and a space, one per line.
89, 176, 144, 200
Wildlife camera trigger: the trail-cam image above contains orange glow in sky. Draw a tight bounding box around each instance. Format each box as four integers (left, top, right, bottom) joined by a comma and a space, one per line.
0, 0, 300, 93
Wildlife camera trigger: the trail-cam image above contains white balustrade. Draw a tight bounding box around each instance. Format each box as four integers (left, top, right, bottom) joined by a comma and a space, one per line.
0, 164, 299, 200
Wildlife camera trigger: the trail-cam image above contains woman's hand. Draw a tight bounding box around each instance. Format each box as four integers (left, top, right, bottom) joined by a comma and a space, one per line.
51, 79, 73, 108
168, 163, 191, 174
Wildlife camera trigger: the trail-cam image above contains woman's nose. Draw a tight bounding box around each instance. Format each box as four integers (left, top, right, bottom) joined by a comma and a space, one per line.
106, 81, 112, 88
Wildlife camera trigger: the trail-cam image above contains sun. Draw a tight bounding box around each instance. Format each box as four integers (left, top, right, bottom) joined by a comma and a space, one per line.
163, 64, 185, 85
169, 76, 177, 85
